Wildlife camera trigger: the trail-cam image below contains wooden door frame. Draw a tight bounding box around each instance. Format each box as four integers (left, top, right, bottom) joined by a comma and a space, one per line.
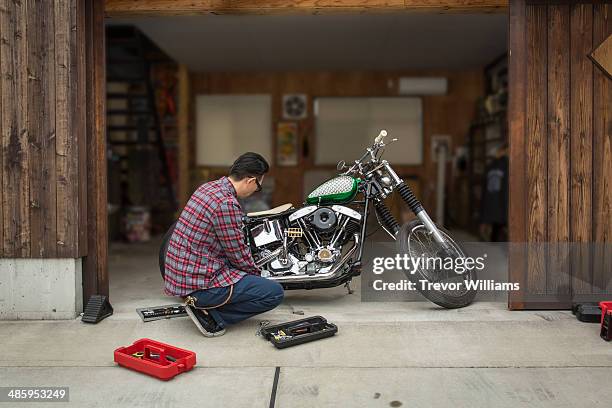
83, 0, 108, 302
85, 0, 510, 304
507, 0, 526, 310
104, 1, 508, 16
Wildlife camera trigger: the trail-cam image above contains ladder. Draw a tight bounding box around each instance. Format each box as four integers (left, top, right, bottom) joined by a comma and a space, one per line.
106, 25, 177, 219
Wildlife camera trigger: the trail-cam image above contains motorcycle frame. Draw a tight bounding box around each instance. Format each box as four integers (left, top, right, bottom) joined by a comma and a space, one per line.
246, 134, 450, 289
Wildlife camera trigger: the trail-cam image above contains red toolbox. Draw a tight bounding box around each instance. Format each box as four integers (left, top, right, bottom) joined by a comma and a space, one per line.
599, 301, 612, 324
600, 302, 612, 341
114, 338, 196, 380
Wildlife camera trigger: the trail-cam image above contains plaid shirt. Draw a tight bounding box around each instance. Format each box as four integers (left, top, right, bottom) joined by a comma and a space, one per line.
164, 176, 260, 296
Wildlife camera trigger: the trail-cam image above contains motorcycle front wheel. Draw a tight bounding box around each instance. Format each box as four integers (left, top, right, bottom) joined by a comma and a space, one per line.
397, 220, 477, 309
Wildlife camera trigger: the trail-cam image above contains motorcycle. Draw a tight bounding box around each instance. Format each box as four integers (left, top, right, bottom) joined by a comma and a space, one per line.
160, 130, 477, 309
242, 130, 477, 309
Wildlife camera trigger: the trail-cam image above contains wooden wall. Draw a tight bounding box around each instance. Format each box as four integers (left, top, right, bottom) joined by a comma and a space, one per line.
509, 1, 611, 309
189, 70, 483, 213
0, 0, 87, 259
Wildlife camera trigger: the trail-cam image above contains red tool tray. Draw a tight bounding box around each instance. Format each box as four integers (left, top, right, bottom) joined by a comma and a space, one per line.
114, 338, 196, 381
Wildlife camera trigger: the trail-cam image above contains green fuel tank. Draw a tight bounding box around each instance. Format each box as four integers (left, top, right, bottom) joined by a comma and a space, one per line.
306, 175, 361, 205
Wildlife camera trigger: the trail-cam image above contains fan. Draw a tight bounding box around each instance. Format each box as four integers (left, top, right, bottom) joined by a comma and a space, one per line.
282, 94, 308, 120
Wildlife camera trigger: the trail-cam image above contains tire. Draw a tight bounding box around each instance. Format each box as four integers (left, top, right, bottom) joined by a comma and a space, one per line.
397, 220, 477, 309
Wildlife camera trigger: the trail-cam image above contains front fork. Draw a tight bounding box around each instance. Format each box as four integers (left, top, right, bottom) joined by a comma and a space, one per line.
356, 180, 449, 270
395, 182, 449, 247
369, 182, 448, 247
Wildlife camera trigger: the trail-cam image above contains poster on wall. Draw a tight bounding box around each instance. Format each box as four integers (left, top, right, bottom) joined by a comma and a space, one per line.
276, 122, 299, 166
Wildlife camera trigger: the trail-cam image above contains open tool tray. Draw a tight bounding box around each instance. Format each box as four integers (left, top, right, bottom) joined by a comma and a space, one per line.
114, 338, 196, 380
261, 316, 337, 349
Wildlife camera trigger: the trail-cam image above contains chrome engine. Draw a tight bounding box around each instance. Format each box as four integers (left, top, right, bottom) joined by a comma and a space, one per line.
248, 205, 362, 279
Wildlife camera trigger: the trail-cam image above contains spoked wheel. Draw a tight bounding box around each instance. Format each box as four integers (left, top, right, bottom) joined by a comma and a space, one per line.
397, 220, 477, 309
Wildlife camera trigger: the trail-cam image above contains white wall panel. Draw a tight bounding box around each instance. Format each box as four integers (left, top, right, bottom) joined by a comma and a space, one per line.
196, 95, 272, 166
315, 97, 423, 165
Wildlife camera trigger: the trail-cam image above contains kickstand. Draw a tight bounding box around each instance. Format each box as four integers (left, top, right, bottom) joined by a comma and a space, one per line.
344, 280, 354, 295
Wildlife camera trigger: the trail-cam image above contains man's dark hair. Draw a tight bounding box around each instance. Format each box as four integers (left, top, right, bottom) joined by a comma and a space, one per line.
229, 152, 269, 181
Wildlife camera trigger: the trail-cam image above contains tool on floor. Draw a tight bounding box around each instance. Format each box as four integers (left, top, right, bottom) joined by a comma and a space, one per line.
131, 351, 177, 362
136, 304, 187, 322
256, 320, 271, 337
260, 316, 337, 349
272, 330, 292, 341
285, 321, 327, 336
115, 338, 196, 380
82, 295, 114, 324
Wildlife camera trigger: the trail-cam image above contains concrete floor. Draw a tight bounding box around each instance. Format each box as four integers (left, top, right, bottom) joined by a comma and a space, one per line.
1, 237, 611, 407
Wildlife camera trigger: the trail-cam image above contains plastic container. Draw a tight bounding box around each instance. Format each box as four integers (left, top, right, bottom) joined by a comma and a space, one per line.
601, 311, 612, 341
114, 338, 196, 380
573, 303, 602, 323
600, 301, 612, 324
261, 316, 337, 349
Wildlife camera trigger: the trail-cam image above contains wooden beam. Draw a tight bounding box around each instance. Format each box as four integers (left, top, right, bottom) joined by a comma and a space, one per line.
105, 0, 508, 17
76, 0, 89, 257
507, 0, 526, 310
83, 0, 109, 301
177, 64, 190, 208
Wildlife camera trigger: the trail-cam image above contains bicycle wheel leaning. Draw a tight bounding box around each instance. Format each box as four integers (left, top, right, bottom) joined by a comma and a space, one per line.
396, 220, 478, 309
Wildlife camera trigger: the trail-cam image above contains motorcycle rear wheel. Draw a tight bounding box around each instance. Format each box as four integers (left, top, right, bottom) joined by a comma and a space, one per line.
397, 220, 477, 309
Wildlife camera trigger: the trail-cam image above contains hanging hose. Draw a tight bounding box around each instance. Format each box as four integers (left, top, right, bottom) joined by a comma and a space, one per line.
396, 183, 424, 214
374, 201, 400, 235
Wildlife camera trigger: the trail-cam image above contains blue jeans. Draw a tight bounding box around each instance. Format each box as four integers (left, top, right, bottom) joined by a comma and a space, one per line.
189, 274, 284, 329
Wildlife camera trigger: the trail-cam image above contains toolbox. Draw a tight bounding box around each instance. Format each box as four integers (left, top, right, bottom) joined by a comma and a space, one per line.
114, 338, 196, 380
599, 301, 612, 323
572, 303, 602, 323
136, 304, 187, 322
260, 316, 337, 349
599, 301, 612, 341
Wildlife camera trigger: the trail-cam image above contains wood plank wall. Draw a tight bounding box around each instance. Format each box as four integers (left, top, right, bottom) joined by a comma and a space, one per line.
509, 0, 611, 309
189, 70, 483, 213
0, 0, 87, 259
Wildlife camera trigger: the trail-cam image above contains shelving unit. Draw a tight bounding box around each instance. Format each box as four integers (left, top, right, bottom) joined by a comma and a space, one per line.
467, 54, 508, 235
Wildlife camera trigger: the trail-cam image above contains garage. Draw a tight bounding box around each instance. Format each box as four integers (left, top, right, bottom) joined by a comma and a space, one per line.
0, 0, 611, 406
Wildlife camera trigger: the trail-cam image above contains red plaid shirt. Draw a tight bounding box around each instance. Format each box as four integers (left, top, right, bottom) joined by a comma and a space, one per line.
164, 176, 260, 296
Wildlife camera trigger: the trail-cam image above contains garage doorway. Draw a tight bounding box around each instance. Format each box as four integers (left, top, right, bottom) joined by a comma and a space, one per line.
85, 1, 611, 311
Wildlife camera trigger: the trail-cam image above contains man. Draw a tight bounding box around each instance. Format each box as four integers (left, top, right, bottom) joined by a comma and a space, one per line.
164, 152, 284, 337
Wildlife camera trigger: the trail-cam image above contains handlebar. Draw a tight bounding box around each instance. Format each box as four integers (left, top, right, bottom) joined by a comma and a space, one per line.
374, 129, 387, 144
342, 129, 397, 175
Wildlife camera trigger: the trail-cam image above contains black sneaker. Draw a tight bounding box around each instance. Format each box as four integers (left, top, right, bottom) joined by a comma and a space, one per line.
184, 296, 226, 337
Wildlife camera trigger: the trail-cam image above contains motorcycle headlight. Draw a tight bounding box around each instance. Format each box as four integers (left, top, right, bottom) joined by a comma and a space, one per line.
380, 175, 392, 186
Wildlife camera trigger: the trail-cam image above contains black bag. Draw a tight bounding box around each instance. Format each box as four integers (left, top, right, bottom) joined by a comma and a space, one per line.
159, 221, 177, 279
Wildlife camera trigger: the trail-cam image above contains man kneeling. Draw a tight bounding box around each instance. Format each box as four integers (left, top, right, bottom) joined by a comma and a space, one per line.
163, 152, 284, 337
